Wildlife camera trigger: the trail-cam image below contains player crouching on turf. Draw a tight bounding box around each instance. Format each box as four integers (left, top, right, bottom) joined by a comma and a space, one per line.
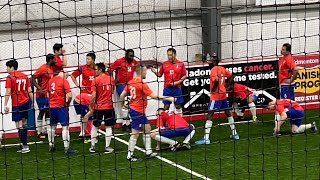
267, 99, 317, 136
48, 70, 78, 154
120, 63, 175, 162
226, 81, 258, 122
151, 108, 195, 151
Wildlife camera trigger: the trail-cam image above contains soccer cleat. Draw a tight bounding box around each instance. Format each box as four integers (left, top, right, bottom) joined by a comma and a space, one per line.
49, 145, 56, 152
64, 149, 78, 154
146, 152, 157, 158
252, 116, 258, 122
181, 143, 191, 150
127, 155, 142, 162
273, 131, 281, 137
170, 143, 181, 152
195, 138, 210, 145
311, 121, 318, 133
104, 147, 114, 154
230, 134, 240, 140
17, 146, 30, 154
89, 146, 96, 153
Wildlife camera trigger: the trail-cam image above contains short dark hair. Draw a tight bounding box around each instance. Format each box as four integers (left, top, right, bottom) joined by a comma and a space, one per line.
135, 62, 147, 72
96, 63, 106, 73
46, 54, 55, 63
53, 43, 63, 52
125, 49, 134, 54
86, 52, 96, 61
6, 60, 18, 70
283, 43, 291, 52
157, 108, 165, 112
167, 48, 176, 54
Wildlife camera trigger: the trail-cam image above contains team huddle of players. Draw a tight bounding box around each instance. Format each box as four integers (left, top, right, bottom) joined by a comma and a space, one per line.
2, 43, 317, 161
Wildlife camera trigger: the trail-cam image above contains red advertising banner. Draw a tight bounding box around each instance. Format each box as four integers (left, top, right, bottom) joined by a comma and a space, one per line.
293, 54, 320, 104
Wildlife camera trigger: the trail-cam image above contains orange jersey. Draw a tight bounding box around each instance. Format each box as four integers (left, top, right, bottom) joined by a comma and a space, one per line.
48, 76, 71, 108
91, 74, 115, 110
275, 99, 303, 114
34, 64, 53, 97
279, 54, 296, 84
210, 66, 232, 100
75, 93, 91, 106
5, 71, 31, 106
124, 77, 153, 113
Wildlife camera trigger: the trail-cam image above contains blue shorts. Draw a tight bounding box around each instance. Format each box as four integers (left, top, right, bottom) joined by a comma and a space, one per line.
129, 108, 148, 130
163, 86, 184, 105
116, 84, 125, 96
73, 100, 89, 117
50, 107, 69, 126
250, 94, 258, 102
286, 107, 304, 127
159, 125, 193, 138
208, 99, 229, 111
36, 97, 49, 110
12, 101, 29, 122
280, 84, 295, 100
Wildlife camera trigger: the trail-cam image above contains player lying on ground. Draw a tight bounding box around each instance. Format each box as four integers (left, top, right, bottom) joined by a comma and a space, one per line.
48, 70, 78, 154
226, 81, 258, 122
151, 108, 195, 151
32, 54, 56, 139
195, 54, 239, 145
267, 99, 317, 136
4, 60, 34, 153
89, 63, 116, 154
120, 63, 175, 162
73, 93, 93, 141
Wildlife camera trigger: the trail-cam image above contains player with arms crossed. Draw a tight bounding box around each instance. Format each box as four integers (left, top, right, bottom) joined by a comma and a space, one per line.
70, 52, 96, 137
226, 81, 258, 122
110, 49, 137, 132
32, 54, 56, 139
120, 63, 175, 161
151, 48, 187, 114
267, 99, 317, 136
195, 55, 239, 145
48, 71, 77, 154
89, 63, 116, 154
4, 60, 34, 153
151, 108, 195, 151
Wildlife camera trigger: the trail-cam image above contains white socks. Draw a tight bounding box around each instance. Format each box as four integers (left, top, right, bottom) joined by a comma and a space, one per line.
233, 103, 241, 116
294, 124, 312, 133
143, 134, 152, 155
47, 126, 56, 146
154, 134, 177, 146
127, 137, 137, 158
62, 126, 70, 149
183, 129, 195, 144
248, 102, 257, 118
204, 120, 212, 140
37, 119, 43, 135
105, 127, 112, 148
228, 117, 237, 135
91, 126, 98, 147
175, 108, 183, 115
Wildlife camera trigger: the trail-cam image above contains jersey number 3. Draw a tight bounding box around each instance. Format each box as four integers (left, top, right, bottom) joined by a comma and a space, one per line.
51, 83, 56, 94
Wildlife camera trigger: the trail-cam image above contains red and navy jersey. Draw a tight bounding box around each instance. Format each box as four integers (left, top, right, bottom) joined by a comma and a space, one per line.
5, 71, 31, 107
71, 64, 95, 94
157, 110, 189, 129
158, 60, 186, 88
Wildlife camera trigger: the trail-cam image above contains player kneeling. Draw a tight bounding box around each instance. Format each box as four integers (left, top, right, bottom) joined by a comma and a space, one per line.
48, 71, 78, 154
151, 108, 195, 151
267, 99, 317, 136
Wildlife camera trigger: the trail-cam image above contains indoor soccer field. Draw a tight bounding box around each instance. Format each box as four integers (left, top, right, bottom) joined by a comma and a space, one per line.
0, 0, 320, 180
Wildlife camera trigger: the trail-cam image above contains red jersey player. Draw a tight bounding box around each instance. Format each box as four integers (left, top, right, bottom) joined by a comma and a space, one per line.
48, 70, 77, 154
70, 52, 95, 94
4, 60, 34, 153
110, 49, 137, 131
279, 43, 299, 100
226, 82, 258, 122
73, 93, 93, 139
267, 99, 317, 136
150, 108, 195, 151
52, 43, 67, 72
89, 63, 116, 154
120, 63, 174, 162
32, 54, 56, 139
151, 48, 187, 114
195, 54, 239, 145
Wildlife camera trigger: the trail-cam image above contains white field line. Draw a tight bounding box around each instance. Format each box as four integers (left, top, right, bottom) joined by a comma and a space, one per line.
1, 141, 44, 148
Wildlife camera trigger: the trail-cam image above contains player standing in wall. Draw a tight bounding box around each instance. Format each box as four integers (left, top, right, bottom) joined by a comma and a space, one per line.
120, 63, 175, 161
151, 48, 187, 114
70, 52, 96, 138
195, 55, 239, 145
110, 49, 137, 132
32, 54, 55, 139
4, 60, 34, 153
52, 43, 67, 72
89, 63, 116, 154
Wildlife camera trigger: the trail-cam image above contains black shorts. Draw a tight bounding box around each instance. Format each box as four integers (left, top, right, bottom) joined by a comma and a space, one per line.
93, 109, 116, 127
236, 98, 249, 109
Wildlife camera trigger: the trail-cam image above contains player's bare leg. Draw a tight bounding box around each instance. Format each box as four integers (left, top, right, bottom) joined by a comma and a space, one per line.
16, 118, 30, 153
248, 96, 257, 122
225, 110, 239, 140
